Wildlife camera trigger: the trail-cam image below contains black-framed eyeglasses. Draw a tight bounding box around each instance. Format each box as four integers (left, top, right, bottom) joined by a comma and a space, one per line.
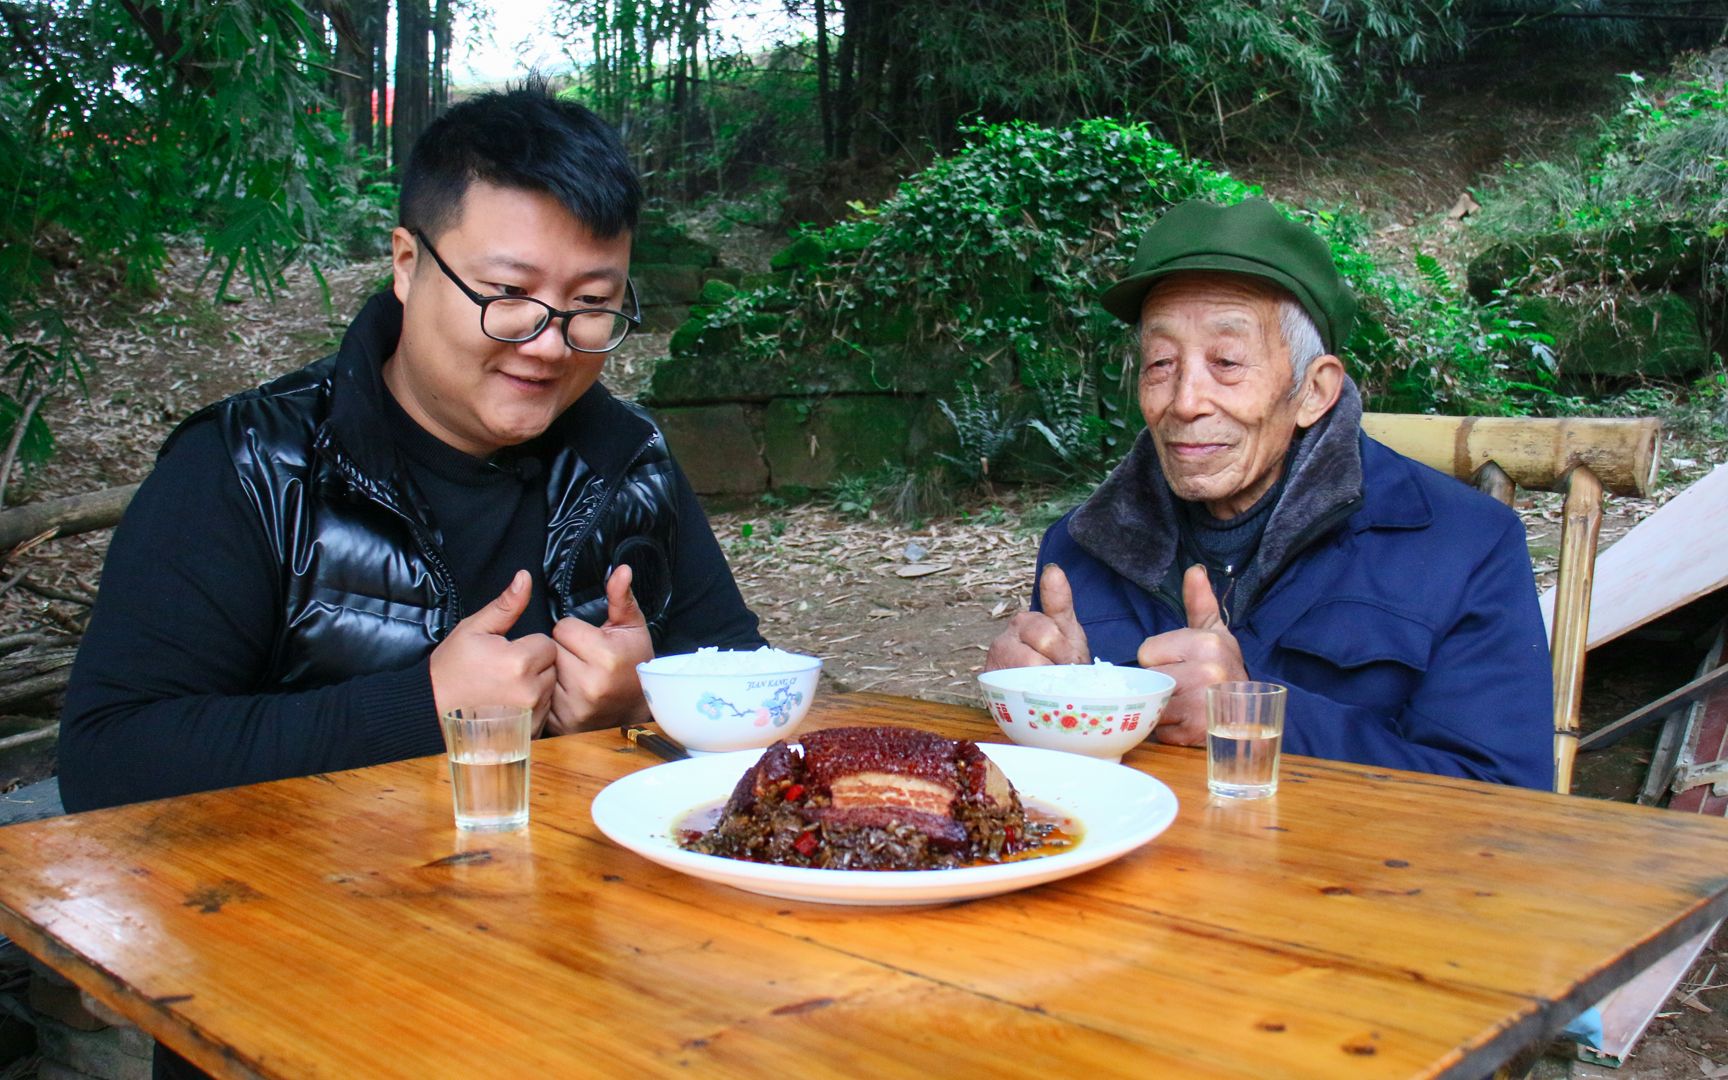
413, 229, 641, 354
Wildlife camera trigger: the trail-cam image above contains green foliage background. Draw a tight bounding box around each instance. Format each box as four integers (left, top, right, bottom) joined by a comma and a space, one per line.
1, 0, 1721, 493
0, 0, 393, 478
679, 117, 1565, 481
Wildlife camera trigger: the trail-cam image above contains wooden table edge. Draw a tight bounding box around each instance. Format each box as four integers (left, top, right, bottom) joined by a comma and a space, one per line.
0, 903, 270, 1079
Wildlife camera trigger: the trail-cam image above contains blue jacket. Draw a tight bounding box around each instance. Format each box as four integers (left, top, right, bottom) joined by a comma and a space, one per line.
1037, 386, 1554, 789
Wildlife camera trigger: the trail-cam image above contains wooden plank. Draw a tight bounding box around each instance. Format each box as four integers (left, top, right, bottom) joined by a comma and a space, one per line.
1574, 922, 1720, 1068
0, 694, 1725, 1080
1577, 660, 1728, 750
1362, 414, 1661, 497
1542, 462, 1728, 649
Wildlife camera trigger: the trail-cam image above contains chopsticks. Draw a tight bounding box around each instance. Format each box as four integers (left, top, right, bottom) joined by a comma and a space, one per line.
621, 724, 690, 762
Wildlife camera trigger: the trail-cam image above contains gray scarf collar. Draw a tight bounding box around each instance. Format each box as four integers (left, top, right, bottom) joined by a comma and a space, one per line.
1067, 376, 1366, 616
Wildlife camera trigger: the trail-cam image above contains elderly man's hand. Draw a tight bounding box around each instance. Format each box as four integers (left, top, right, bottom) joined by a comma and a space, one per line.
546, 564, 654, 735
428, 570, 558, 732
1136, 565, 1249, 745
985, 563, 1092, 670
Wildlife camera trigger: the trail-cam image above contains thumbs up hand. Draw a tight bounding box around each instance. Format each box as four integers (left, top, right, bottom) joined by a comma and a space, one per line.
985, 563, 1092, 672
1134, 564, 1248, 745
546, 564, 655, 735
429, 570, 558, 733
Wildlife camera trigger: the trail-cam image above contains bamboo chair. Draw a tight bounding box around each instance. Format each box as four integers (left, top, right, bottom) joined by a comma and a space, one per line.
1368, 414, 1706, 1079
1359, 413, 1664, 796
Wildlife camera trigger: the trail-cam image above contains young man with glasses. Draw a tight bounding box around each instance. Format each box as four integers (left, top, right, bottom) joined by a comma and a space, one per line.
59, 85, 766, 813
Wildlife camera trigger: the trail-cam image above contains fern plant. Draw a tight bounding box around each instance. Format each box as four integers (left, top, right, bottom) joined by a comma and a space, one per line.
1025, 362, 1107, 478
936, 385, 1023, 485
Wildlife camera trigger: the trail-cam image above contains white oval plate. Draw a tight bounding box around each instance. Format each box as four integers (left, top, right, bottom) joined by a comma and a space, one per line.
590, 743, 1179, 906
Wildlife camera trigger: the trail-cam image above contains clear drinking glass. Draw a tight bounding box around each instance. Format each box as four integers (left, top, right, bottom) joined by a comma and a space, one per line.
438, 706, 533, 831
1206, 681, 1288, 800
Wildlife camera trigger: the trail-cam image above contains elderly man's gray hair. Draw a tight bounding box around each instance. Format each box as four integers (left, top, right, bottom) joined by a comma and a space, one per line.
1278, 298, 1325, 395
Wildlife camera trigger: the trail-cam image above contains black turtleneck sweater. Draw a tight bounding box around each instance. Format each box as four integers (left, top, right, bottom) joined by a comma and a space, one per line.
380, 390, 555, 640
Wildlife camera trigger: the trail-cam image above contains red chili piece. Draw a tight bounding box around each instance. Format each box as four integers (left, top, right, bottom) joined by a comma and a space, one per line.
783, 783, 806, 802
793, 830, 819, 857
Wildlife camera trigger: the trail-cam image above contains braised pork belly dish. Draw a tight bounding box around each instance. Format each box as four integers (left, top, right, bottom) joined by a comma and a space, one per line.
679, 726, 1052, 870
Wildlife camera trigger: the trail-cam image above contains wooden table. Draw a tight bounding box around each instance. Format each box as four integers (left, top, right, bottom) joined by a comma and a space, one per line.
3, 693, 1726, 1079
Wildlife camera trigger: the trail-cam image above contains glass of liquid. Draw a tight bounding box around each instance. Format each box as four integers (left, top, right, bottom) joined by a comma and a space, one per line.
439, 706, 533, 831
1206, 682, 1287, 800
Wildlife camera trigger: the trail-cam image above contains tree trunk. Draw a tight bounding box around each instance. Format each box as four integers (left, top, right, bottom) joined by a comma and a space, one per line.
432, 0, 453, 112
882, 6, 916, 155
325, 0, 374, 153
393, 0, 431, 174
671, 0, 689, 186
833, 0, 858, 160
374, 0, 390, 163
815, 0, 833, 159
116, 1, 212, 92
855, 0, 893, 163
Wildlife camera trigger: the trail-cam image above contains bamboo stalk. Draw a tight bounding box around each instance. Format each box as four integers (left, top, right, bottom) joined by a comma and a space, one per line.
0, 390, 46, 510
1551, 465, 1604, 795
1363, 413, 1660, 497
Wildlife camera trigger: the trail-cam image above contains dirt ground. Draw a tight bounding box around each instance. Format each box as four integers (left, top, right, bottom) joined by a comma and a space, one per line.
3, 45, 1727, 1078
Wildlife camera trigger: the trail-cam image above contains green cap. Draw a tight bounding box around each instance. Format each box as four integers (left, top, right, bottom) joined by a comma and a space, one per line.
1099, 199, 1357, 353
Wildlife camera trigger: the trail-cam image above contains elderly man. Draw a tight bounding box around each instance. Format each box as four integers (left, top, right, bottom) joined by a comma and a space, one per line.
61, 84, 765, 814
987, 199, 1553, 789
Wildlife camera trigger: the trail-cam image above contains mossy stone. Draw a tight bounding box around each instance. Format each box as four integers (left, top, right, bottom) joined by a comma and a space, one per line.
844, 304, 915, 346
634, 263, 706, 306
648, 342, 975, 405
667, 317, 740, 359
697, 278, 739, 305
762, 396, 925, 488
1466, 222, 1706, 302
770, 234, 827, 272
1514, 292, 1709, 381
651, 404, 768, 494
637, 303, 690, 332
631, 214, 719, 268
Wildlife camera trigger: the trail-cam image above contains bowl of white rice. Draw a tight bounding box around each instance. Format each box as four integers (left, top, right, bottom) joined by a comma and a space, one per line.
636, 647, 823, 753
977, 663, 1176, 761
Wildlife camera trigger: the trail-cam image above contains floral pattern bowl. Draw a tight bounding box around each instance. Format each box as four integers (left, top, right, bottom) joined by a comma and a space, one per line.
977, 664, 1176, 761
637, 649, 823, 754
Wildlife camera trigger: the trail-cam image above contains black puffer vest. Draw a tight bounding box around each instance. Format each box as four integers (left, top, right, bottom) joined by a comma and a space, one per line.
163, 292, 679, 690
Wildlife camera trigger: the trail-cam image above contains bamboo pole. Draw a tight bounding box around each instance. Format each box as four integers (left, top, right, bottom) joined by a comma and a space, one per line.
1551, 464, 1605, 795
1362, 413, 1660, 497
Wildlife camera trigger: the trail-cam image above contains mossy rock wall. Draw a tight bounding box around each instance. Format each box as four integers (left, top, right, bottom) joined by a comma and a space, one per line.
1465, 222, 1709, 300
1513, 292, 1711, 381
642, 228, 1018, 493
630, 212, 739, 331
650, 395, 951, 494
1465, 222, 1722, 378
651, 340, 976, 403
651, 404, 767, 494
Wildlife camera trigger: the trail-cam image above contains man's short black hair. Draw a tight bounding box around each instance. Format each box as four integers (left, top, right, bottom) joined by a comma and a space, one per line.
399, 80, 641, 240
